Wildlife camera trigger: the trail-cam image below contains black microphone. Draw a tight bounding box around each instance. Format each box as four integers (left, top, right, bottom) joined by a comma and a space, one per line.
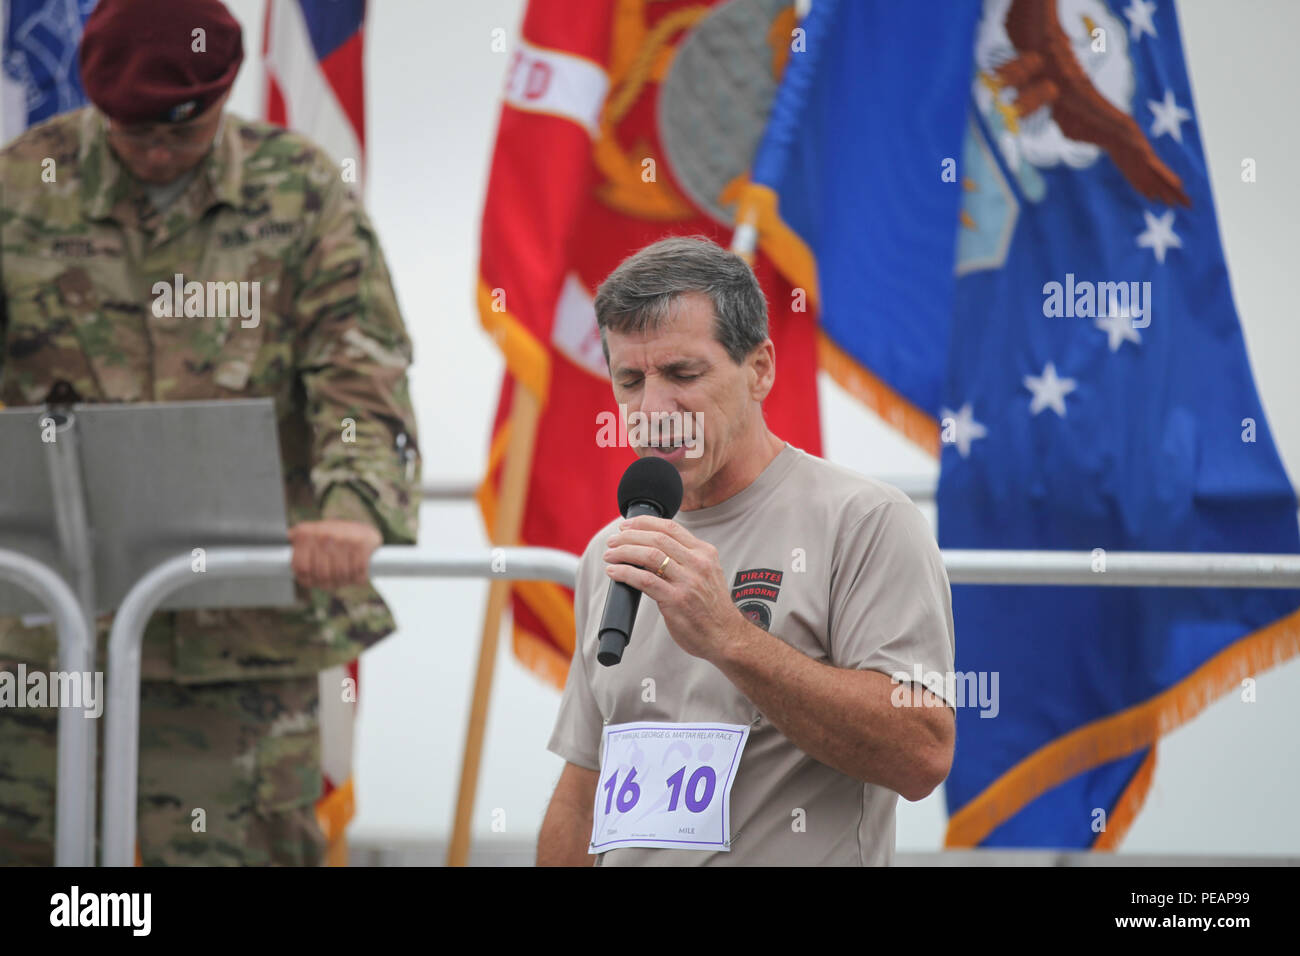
596, 456, 684, 666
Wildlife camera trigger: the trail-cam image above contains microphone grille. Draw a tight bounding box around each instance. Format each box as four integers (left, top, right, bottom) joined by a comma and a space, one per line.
617, 456, 684, 518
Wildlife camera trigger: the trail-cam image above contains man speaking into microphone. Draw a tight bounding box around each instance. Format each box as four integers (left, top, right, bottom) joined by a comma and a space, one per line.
537, 237, 955, 866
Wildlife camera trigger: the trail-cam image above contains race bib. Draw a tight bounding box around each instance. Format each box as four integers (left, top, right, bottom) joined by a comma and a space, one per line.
590, 721, 750, 853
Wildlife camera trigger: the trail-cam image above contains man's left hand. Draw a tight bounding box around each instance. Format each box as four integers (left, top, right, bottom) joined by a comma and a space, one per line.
603, 515, 747, 662
288, 519, 382, 591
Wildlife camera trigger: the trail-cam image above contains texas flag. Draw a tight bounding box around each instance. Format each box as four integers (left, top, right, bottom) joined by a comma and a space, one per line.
263, 0, 365, 182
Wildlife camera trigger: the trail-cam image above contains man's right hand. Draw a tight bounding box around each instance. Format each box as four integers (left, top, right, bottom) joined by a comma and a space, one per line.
288, 519, 382, 591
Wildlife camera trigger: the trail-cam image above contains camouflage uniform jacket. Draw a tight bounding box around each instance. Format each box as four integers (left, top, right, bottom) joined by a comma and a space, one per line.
0, 107, 420, 682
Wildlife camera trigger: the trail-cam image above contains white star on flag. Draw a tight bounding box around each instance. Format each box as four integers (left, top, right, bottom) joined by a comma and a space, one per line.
1149, 88, 1192, 143
1095, 305, 1144, 352
1124, 0, 1158, 41
1023, 362, 1077, 417
1137, 208, 1182, 264
939, 403, 988, 458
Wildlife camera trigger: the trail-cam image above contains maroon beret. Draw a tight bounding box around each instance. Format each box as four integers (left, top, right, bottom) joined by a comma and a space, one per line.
79, 0, 244, 124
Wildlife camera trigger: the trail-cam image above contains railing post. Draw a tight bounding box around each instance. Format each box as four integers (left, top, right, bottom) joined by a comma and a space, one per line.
100, 546, 580, 866
0, 550, 96, 866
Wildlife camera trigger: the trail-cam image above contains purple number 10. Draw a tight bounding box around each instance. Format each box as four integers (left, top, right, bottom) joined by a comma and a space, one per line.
665, 766, 717, 812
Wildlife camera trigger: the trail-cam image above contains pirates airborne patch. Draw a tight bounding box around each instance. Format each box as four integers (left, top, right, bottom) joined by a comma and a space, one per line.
732, 568, 783, 632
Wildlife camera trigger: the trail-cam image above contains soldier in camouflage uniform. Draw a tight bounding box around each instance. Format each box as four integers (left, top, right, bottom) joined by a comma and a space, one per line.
0, 0, 419, 864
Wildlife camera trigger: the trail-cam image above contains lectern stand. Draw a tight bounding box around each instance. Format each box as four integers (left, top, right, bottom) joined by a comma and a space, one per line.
0, 398, 295, 865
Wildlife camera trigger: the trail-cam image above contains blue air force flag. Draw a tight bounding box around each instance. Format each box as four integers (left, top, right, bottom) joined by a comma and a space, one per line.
942, 0, 1300, 850
747, 0, 1300, 849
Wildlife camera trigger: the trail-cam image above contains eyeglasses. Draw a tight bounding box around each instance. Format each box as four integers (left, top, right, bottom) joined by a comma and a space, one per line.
104, 118, 216, 155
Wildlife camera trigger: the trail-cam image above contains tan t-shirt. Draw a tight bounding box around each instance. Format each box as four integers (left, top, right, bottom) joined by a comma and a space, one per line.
547, 443, 956, 865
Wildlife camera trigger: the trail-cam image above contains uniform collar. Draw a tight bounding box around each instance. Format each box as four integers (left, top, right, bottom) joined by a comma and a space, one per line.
79, 108, 243, 223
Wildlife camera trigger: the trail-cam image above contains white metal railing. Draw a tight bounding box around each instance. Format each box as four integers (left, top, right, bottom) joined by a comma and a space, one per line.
421, 479, 482, 501
0, 549, 96, 866
423, 477, 936, 504
99, 545, 579, 867
13, 541, 1299, 866
942, 550, 1300, 587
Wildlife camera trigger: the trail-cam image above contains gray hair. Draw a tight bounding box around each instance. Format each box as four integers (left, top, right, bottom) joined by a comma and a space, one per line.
593, 235, 769, 365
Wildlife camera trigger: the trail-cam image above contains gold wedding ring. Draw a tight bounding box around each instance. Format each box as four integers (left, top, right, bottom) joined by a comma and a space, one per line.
655, 555, 671, 578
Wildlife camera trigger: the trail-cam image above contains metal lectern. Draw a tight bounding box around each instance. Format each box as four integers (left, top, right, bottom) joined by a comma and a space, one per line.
0, 398, 295, 865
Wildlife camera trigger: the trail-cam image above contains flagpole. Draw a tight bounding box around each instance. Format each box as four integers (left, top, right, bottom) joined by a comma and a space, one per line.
447, 385, 541, 866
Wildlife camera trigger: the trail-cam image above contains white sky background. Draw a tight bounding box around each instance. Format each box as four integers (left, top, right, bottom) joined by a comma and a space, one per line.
219, 0, 1300, 856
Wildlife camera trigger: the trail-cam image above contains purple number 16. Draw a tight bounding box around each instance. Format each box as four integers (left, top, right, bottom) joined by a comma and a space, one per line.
603, 767, 641, 814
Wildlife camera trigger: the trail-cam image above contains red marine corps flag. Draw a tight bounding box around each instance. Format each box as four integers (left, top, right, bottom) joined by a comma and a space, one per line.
476, 0, 822, 688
